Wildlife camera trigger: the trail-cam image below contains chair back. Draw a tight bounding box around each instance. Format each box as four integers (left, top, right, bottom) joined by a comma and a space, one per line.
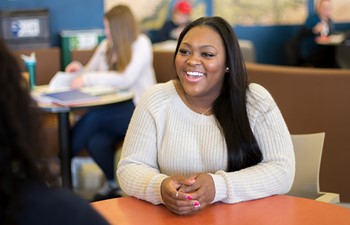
152, 50, 176, 83
71, 49, 95, 66
284, 26, 313, 66
336, 43, 350, 69
288, 132, 325, 199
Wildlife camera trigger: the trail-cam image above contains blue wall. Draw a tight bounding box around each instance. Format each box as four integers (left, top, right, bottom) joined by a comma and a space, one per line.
1, 0, 349, 65
235, 23, 350, 65
235, 25, 301, 65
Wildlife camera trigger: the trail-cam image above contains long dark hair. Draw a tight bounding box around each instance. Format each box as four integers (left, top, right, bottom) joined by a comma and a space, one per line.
174, 17, 262, 172
0, 38, 49, 224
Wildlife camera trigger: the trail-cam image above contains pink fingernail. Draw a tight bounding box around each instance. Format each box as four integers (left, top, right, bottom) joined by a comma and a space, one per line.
193, 201, 200, 207
186, 195, 193, 200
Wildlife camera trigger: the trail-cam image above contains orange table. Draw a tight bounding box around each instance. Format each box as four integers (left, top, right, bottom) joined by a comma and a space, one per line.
92, 195, 350, 225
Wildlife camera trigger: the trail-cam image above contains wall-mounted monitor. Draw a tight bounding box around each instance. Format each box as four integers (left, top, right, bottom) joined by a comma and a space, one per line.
0, 8, 50, 50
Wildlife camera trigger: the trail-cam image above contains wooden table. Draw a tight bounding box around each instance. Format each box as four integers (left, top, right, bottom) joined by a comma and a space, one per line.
91, 195, 350, 225
315, 33, 345, 46
32, 85, 133, 188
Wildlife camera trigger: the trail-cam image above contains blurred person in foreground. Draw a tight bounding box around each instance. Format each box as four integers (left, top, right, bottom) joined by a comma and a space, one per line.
0, 38, 110, 225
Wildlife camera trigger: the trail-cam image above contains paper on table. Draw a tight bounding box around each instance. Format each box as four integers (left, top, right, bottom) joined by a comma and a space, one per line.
329, 34, 345, 44
49, 72, 120, 96
49, 71, 78, 91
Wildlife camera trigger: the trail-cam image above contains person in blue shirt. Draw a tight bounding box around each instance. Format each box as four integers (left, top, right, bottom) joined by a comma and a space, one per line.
300, 0, 336, 67
0, 37, 110, 225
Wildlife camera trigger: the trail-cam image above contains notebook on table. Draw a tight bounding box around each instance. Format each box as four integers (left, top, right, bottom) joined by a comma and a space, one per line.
42, 89, 100, 106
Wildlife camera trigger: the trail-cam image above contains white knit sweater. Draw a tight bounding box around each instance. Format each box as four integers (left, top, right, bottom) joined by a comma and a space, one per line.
80, 34, 156, 104
117, 81, 295, 205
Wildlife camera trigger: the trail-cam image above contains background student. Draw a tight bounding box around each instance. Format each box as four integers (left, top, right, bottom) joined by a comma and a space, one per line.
151, 0, 192, 43
65, 4, 156, 201
0, 37, 110, 225
300, 0, 336, 67
117, 16, 295, 215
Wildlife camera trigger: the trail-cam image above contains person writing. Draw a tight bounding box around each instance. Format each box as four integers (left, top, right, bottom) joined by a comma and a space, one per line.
300, 0, 336, 67
65, 5, 156, 201
0, 37, 110, 225
117, 16, 295, 215
152, 0, 192, 43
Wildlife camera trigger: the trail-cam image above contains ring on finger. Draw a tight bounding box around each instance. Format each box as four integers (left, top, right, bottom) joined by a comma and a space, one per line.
176, 191, 179, 198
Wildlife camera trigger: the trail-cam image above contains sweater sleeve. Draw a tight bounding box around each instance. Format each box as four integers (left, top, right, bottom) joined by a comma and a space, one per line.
304, 14, 320, 32
81, 35, 154, 89
117, 84, 169, 205
210, 84, 295, 204
118, 83, 295, 205
82, 39, 108, 72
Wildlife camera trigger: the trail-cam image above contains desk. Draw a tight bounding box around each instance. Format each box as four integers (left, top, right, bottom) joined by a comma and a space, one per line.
315, 34, 345, 46
91, 195, 350, 225
32, 85, 133, 188
314, 34, 348, 68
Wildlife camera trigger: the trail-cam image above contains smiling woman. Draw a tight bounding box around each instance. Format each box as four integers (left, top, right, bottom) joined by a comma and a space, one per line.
174, 25, 226, 115
117, 16, 295, 216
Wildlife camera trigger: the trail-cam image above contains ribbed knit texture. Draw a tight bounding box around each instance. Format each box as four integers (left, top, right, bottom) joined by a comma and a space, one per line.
117, 81, 295, 205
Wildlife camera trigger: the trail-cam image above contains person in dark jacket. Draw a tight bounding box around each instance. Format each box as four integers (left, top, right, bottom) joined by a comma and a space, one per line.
152, 0, 192, 43
300, 0, 336, 67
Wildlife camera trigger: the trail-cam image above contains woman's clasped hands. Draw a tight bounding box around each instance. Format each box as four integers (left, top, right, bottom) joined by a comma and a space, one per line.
160, 173, 215, 215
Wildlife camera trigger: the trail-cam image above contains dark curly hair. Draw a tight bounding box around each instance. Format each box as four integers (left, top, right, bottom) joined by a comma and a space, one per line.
0, 38, 51, 225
